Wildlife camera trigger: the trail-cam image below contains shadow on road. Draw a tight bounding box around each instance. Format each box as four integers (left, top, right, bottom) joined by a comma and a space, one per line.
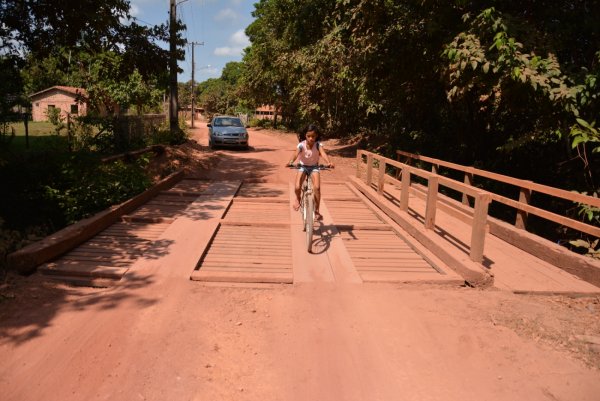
0, 273, 158, 345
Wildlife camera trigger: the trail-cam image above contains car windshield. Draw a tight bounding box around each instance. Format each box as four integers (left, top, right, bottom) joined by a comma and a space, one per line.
213, 118, 243, 127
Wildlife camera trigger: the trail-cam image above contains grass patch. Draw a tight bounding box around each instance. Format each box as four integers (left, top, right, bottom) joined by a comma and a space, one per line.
9, 121, 55, 136
4, 122, 79, 152
3, 135, 69, 152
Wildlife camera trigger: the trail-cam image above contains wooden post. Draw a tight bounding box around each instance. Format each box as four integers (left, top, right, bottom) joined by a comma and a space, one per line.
377, 159, 386, 194
462, 169, 474, 206
515, 184, 532, 229
23, 113, 29, 149
400, 166, 410, 211
356, 151, 361, 179
67, 113, 72, 152
366, 153, 373, 187
424, 176, 439, 229
431, 163, 439, 175
470, 192, 491, 263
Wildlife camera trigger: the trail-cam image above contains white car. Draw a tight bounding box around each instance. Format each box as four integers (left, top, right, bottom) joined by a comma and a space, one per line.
208, 116, 249, 149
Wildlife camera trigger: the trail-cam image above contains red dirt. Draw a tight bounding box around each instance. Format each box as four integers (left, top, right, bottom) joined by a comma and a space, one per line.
0, 123, 599, 401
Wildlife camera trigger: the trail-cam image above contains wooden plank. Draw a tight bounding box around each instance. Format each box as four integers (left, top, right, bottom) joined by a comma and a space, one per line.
400, 167, 411, 211
378, 161, 386, 194
213, 234, 291, 240
66, 250, 145, 258
219, 220, 291, 227
201, 256, 291, 264
161, 190, 205, 197
190, 270, 293, 284
200, 262, 291, 270
356, 266, 434, 272
40, 263, 127, 279
491, 192, 600, 238
470, 193, 491, 263
207, 245, 290, 253
210, 235, 290, 243
121, 216, 175, 224
359, 271, 463, 284
424, 177, 438, 229
232, 198, 289, 204
207, 248, 290, 255
343, 245, 415, 250
83, 238, 155, 245
395, 149, 600, 212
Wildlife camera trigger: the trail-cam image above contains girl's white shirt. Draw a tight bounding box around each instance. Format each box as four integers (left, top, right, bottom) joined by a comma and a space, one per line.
296, 140, 321, 165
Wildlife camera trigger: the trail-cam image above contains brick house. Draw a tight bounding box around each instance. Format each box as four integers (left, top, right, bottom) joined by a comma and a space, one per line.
29, 86, 88, 122
254, 105, 279, 121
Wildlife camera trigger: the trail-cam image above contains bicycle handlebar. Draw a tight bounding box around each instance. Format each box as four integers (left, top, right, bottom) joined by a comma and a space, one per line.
286, 163, 333, 169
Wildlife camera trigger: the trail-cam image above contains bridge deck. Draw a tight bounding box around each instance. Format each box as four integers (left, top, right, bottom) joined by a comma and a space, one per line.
355, 174, 600, 296
37, 174, 600, 295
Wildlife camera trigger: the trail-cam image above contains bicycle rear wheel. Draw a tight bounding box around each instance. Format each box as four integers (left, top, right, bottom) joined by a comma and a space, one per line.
305, 194, 314, 252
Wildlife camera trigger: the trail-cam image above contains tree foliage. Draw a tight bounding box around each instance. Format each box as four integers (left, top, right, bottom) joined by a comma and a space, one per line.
196, 62, 249, 118
2, 0, 179, 117
240, 0, 600, 194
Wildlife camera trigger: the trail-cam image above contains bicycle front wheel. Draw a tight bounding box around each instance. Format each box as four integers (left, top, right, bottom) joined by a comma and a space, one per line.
305, 194, 314, 253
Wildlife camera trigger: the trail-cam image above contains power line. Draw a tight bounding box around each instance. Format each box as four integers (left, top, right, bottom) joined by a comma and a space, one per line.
131, 16, 157, 27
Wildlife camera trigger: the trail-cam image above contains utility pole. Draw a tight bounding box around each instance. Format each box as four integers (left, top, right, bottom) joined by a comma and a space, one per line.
169, 0, 179, 133
190, 41, 204, 128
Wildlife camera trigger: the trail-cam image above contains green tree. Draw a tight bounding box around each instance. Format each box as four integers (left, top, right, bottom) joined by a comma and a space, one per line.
1, 0, 129, 57
241, 0, 599, 190
179, 81, 192, 109
197, 78, 230, 117
196, 62, 248, 117
4, 1, 176, 117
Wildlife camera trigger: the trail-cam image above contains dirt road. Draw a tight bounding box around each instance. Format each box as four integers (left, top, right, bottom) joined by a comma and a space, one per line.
1, 124, 599, 401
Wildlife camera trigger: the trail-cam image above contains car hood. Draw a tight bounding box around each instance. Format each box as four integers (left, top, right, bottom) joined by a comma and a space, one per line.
212, 126, 247, 134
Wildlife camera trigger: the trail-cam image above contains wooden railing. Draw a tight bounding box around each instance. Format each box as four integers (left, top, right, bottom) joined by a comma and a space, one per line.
395, 150, 600, 239
356, 149, 600, 263
356, 150, 492, 263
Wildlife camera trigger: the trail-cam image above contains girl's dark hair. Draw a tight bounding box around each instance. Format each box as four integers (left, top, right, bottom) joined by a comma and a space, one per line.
298, 123, 321, 141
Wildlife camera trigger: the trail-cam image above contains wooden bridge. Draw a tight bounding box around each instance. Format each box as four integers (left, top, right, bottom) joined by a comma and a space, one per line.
8, 149, 600, 296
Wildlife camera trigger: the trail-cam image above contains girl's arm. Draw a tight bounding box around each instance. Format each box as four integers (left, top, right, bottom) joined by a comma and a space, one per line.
288, 146, 301, 165
319, 145, 334, 168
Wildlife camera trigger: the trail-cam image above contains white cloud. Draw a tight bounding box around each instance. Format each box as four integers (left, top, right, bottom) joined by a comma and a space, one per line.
214, 8, 238, 21
213, 30, 249, 57
129, 4, 141, 17
214, 47, 240, 56
231, 29, 249, 46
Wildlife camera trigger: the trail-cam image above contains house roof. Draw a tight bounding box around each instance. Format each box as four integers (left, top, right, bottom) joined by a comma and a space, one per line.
29, 86, 88, 100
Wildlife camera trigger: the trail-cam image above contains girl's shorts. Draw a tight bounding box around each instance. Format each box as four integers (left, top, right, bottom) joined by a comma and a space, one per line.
299, 166, 320, 174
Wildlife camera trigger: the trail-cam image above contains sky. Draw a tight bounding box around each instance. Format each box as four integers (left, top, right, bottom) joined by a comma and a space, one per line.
128, 0, 256, 83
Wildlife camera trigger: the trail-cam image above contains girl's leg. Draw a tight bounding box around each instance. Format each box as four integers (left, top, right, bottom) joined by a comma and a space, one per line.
294, 171, 306, 210
311, 172, 322, 219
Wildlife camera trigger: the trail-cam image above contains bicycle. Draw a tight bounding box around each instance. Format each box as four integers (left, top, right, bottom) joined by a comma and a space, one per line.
287, 164, 331, 253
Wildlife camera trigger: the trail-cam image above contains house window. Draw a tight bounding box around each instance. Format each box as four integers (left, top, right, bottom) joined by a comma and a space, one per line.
71, 104, 79, 114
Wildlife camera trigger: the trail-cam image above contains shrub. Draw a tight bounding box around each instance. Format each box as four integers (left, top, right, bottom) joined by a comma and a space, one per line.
44, 155, 152, 224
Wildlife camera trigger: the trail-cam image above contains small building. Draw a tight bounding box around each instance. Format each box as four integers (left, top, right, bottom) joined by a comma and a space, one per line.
254, 105, 279, 121
29, 86, 88, 122
179, 105, 205, 121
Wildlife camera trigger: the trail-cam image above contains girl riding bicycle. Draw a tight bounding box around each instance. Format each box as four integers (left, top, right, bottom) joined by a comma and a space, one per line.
288, 124, 334, 220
